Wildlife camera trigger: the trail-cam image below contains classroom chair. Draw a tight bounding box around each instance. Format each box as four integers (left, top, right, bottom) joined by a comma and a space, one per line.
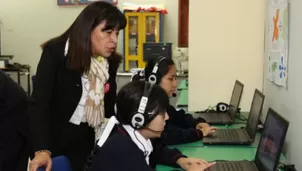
37, 156, 72, 171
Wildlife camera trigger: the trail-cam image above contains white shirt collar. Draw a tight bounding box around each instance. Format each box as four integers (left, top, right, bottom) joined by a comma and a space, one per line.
122, 125, 153, 165
97, 116, 153, 165
97, 116, 119, 147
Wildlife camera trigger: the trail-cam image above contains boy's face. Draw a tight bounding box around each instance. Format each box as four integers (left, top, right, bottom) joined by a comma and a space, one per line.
147, 112, 169, 138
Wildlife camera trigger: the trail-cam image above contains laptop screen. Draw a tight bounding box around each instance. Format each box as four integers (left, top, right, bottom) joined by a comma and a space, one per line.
246, 89, 264, 139
254, 108, 289, 171
228, 80, 244, 119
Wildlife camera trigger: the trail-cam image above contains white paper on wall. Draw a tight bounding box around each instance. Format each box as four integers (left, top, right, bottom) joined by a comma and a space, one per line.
267, 0, 289, 88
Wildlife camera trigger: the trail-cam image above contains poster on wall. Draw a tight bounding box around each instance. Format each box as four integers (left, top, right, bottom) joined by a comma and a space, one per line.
58, 0, 117, 6
267, 0, 289, 88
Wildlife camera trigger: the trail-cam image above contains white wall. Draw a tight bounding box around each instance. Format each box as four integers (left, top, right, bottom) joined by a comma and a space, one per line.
0, 0, 178, 74
262, 0, 302, 170
188, 0, 265, 111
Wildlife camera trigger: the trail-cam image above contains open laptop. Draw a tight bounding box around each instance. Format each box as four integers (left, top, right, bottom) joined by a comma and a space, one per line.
208, 108, 289, 171
194, 80, 244, 125
203, 89, 265, 145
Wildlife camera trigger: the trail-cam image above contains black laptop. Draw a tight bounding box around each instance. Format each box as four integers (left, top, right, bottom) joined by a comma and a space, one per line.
208, 108, 289, 171
194, 80, 244, 124
203, 89, 265, 145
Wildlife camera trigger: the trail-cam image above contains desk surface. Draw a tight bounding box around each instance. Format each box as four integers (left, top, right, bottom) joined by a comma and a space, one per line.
0, 67, 30, 73
176, 90, 188, 107
1, 67, 21, 71
177, 79, 188, 90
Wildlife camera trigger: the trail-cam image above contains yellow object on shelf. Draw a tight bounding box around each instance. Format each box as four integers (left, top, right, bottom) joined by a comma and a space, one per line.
123, 11, 162, 71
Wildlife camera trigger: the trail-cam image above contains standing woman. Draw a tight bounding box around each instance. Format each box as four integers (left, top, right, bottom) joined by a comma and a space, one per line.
28, 2, 126, 171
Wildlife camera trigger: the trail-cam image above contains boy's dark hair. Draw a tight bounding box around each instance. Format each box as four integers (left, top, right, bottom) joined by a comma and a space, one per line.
116, 81, 169, 125
132, 58, 175, 84
41, 1, 126, 74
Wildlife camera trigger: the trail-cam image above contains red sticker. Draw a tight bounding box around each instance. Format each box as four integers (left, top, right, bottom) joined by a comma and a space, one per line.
104, 83, 110, 94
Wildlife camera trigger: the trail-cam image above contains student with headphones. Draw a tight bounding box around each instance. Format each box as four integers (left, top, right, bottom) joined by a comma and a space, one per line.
87, 81, 215, 171
132, 57, 217, 145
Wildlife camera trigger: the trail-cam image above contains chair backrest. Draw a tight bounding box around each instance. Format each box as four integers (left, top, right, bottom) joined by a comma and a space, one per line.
37, 156, 72, 171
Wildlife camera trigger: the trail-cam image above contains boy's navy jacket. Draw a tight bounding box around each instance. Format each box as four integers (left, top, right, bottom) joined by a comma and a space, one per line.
88, 125, 186, 171
161, 105, 207, 145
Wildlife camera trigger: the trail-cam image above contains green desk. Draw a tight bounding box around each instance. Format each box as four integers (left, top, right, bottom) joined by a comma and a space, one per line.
156, 147, 258, 170
177, 79, 188, 90
176, 90, 188, 107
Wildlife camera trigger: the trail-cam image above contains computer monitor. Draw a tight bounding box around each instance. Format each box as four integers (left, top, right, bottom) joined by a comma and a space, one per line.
143, 42, 172, 62
228, 80, 244, 120
254, 108, 289, 171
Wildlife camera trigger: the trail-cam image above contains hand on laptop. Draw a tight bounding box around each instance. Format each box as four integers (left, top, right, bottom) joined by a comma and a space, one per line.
186, 161, 216, 171
196, 122, 210, 129
177, 157, 214, 171
200, 126, 217, 137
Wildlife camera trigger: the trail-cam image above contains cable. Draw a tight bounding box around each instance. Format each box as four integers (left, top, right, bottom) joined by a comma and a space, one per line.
195, 105, 216, 113
235, 114, 248, 121
133, 129, 148, 157
278, 160, 297, 171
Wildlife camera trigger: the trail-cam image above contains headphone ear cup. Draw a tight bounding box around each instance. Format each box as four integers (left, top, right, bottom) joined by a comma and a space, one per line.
131, 113, 145, 129
216, 103, 229, 112
148, 74, 157, 85
220, 105, 227, 112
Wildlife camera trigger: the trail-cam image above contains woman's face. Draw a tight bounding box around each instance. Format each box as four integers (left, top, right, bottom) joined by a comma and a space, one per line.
160, 65, 178, 97
91, 21, 119, 57
147, 112, 169, 138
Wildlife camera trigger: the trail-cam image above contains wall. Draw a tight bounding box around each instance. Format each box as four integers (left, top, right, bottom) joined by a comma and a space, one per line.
188, 0, 265, 112
262, 0, 302, 169
0, 0, 178, 74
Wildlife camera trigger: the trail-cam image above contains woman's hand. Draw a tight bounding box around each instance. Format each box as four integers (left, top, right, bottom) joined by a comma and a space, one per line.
177, 157, 208, 170
30, 152, 52, 171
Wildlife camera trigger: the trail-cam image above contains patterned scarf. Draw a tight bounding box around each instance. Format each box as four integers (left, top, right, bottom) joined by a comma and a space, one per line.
86, 57, 109, 139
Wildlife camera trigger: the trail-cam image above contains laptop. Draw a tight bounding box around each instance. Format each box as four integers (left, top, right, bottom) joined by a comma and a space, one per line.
194, 80, 244, 124
208, 108, 289, 171
203, 89, 265, 145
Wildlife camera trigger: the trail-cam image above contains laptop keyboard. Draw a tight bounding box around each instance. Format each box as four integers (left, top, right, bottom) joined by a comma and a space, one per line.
208, 161, 258, 171
218, 129, 242, 141
209, 114, 223, 121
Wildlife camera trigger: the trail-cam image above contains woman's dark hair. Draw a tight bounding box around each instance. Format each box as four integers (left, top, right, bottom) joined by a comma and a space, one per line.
132, 58, 175, 84
116, 81, 169, 125
41, 1, 126, 74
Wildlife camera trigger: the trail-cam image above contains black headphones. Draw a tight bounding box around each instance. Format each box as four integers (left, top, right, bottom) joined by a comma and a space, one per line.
138, 69, 145, 81
130, 82, 155, 129
147, 56, 166, 85
216, 102, 229, 113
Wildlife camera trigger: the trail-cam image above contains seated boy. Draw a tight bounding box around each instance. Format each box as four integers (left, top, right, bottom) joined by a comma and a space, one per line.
87, 81, 215, 171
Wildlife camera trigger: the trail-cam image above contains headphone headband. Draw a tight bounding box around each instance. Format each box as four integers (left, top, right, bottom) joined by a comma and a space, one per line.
148, 57, 166, 84
137, 82, 154, 114
131, 82, 155, 129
